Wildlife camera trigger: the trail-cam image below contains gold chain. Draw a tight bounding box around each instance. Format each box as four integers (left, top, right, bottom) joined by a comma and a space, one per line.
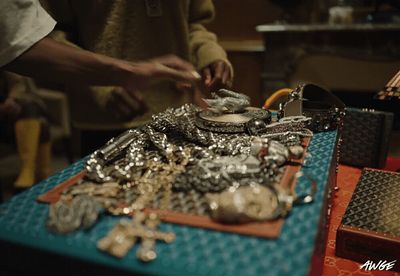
108, 146, 191, 215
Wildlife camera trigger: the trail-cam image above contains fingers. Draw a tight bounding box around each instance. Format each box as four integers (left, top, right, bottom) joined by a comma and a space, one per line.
193, 87, 208, 109
203, 61, 232, 92
128, 55, 200, 89
211, 61, 225, 85
222, 66, 231, 86
122, 88, 148, 113
202, 67, 212, 86
3, 100, 21, 116
176, 82, 193, 92
111, 87, 148, 119
152, 55, 201, 82
152, 62, 201, 83
111, 88, 134, 118
151, 55, 194, 71
124, 88, 145, 105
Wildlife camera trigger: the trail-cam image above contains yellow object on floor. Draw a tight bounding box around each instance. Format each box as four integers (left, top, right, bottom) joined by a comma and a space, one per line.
36, 142, 52, 181
14, 119, 40, 188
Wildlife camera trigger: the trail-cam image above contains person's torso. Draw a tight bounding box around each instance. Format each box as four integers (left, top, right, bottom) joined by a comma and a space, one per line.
70, 0, 191, 61
64, 0, 194, 128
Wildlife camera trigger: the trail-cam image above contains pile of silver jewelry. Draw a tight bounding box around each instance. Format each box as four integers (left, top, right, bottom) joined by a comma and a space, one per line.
47, 89, 316, 261
85, 104, 311, 191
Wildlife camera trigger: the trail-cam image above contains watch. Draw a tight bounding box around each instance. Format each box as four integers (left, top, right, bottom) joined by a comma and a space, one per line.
195, 108, 271, 133
206, 172, 316, 224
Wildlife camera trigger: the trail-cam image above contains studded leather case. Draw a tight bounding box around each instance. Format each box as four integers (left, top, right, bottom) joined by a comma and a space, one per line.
335, 169, 400, 271
340, 108, 393, 168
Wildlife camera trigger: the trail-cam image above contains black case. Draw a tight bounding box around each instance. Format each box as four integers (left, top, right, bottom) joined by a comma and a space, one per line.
336, 169, 400, 271
340, 108, 393, 168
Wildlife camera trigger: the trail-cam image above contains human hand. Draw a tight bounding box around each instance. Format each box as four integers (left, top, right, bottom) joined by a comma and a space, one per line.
107, 87, 148, 120
122, 55, 201, 92
201, 60, 232, 93
0, 98, 21, 118
175, 81, 208, 109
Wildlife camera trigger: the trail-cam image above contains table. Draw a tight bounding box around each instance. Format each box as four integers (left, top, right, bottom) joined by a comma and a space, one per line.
0, 131, 338, 276
256, 23, 400, 98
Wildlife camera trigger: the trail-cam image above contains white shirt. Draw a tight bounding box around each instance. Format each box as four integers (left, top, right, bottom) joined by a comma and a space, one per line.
0, 0, 56, 67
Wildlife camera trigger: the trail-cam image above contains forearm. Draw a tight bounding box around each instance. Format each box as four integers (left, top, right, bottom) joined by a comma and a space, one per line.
3, 37, 199, 92
4, 37, 129, 88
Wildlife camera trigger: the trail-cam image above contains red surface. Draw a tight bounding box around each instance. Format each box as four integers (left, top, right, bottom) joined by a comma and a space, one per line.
322, 165, 399, 276
384, 157, 400, 172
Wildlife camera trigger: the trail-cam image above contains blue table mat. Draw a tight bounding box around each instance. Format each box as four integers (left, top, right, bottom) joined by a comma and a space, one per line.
0, 131, 337, 276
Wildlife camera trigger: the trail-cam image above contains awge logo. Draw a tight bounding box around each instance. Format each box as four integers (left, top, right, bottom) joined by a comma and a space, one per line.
360, 260, 396, 271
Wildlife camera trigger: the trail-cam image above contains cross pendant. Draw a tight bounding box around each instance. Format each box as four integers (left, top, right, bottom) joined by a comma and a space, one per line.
97, 212, 175, 261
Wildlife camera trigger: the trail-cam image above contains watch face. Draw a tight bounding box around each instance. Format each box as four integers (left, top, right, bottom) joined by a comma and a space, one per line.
240, 184, 279, 221
206, 183, 284, 223
195, 108, 271, 134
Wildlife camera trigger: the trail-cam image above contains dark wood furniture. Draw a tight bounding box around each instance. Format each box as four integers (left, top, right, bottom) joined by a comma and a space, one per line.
256, 23, 400, 98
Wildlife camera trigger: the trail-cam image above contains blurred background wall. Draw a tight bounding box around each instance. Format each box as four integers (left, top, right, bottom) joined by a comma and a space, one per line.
207, 0, 400, 106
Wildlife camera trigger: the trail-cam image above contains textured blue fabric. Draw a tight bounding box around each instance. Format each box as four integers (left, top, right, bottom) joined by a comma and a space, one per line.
0, 131, 337, 276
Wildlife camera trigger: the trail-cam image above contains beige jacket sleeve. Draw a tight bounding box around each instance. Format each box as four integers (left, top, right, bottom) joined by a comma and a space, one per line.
188, 0, 233, 77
